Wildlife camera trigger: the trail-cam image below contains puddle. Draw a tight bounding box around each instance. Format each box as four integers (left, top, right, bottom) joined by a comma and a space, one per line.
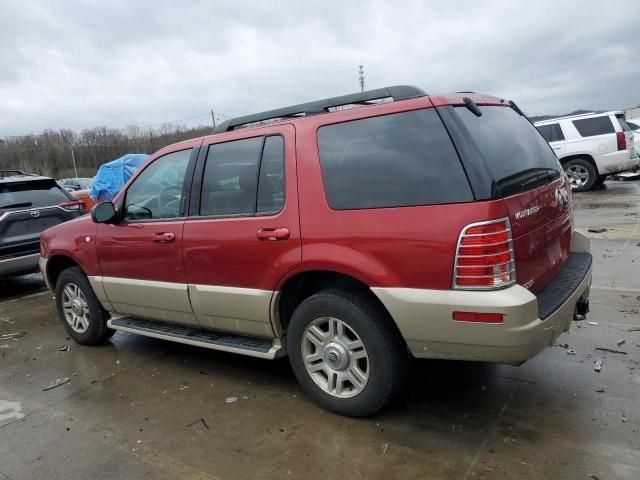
0, 399, 25, 426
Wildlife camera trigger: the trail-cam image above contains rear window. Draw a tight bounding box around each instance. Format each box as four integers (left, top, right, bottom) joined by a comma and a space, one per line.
536, 123, 565, 142
317, 109, 473, 210
615, 114, 631, 132
455, 106, 561, 196
572, 116, 615, 137
0, 180, 69, 210
628, 121, 640, 131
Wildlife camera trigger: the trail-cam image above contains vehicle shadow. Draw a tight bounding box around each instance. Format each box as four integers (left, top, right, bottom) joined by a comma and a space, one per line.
0, 273, 47, 302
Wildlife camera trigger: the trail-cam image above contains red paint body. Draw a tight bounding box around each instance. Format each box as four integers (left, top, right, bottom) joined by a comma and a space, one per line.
41, 93, 572, 297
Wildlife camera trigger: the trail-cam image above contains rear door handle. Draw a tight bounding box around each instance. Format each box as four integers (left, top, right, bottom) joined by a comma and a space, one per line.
256, 228, 290, 241
152, 232, 175, 243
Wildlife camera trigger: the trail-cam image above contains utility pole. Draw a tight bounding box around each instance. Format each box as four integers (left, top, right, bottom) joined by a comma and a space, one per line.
70, 144, 78, 178
358, 65, 365, 92
211, 109, 216, 128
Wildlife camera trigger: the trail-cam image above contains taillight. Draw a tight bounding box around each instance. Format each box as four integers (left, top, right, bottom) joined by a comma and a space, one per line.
617, 132, 626, 151
453, 218, 516, 290
59, 201, 84, 213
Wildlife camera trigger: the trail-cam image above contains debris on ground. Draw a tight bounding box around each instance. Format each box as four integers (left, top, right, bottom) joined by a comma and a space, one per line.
595, 347, 627, 355
557, 343, 569, 349
587, 228, 607, 233
382, 443, 389, 455
567, 350, 576, 355
58, 345, 69, 352
588, 321, 599, 326
0, 332, 26, 340
225, 396, 238, 403
42, 377, 71, 391
185, 418, 210, 430
616, 339, 626, 347
594, 358, 603, 372
620, 415, 628, 423
595, 388, 605, 393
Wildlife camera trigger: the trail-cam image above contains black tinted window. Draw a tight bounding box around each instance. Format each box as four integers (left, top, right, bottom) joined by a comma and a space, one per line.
572, 116, 615, 137
628, 121, 640, 131
536, 123, 564, 142
0, 180, 69, 209
124, 149, 191, 221
257, 136, 284, 214
456, 106, 561, 196
200, 137, 263, 216
317, 109, 473, 210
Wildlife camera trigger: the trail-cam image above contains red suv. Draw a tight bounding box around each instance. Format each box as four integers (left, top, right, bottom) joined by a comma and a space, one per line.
40, 86, 592, 416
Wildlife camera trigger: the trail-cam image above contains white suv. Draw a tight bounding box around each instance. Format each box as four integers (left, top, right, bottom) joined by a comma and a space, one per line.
534, 112, 638, 191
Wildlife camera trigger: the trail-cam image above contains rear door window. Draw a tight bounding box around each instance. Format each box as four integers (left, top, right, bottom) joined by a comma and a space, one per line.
572, 116, 615, 137
0, 180, 70, 210
317, 109, 473, 210
455, 106, 561, 197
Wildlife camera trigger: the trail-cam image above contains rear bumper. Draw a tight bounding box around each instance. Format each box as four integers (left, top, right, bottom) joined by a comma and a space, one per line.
597, 151, 639, 174
0, 253, 40, 277
372, 232, 592, 364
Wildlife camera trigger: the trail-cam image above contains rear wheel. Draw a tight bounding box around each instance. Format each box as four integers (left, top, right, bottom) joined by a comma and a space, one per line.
287, 290, 408, 417
564, 158, 597, 191
55, 267, 114, 345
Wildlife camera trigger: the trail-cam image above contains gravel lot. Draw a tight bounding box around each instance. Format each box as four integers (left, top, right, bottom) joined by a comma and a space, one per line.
1, 181, 639, 480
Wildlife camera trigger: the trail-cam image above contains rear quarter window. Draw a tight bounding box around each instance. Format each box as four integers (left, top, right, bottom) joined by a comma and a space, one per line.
536, 123, 565, 142
572, 116, 615, 137
317, 109, 473, 210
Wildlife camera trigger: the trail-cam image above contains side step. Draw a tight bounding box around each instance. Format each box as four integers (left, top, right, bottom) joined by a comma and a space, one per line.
107, 317, 284, 359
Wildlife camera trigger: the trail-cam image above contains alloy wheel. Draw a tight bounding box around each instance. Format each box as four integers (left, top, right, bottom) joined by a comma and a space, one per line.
566, 165, 590, 189
301, 316, 369, 398
61, 283, 90, 334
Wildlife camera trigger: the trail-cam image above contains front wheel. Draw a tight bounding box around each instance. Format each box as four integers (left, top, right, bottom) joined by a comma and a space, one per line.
287, 290, 408, 416
564, 158, 597, 191
55, 267, 114, 345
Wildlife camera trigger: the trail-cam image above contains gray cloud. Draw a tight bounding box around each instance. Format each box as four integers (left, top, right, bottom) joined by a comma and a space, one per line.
0, 0, 638, 136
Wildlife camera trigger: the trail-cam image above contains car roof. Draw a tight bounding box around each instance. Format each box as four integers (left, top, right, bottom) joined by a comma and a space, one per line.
534, 111, 624, 125
158, 87, 511, 153
0, 170, 54, 184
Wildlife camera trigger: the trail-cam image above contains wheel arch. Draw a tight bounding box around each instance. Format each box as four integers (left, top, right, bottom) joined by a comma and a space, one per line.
559, 154, 600, 175
46, 255, 82, 289
273, 270, 402, 339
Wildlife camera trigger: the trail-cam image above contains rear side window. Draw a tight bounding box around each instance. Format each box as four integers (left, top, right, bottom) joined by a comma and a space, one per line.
455, 106, 561, 197
615, 114, 631, 132
0, 180, 69, 210
317, 109, 473, 210
536, 123, 565, 142
572, 116, 615, 137
200, 135, 284, 216
628, 121, 640, 131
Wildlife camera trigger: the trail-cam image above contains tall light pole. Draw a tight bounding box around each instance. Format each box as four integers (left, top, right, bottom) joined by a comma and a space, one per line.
358, 65, 365, 92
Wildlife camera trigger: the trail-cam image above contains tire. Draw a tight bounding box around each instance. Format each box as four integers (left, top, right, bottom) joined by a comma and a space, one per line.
563, 158, 597, 191
593, 175, 607, 188
55, 266, 114, 345
286, 290, 408, 417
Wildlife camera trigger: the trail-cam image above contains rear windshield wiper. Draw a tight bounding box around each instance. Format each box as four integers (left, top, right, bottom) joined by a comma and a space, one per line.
520, 170, 559, 187
496, 168, 560, 196
0, 202, 32, 209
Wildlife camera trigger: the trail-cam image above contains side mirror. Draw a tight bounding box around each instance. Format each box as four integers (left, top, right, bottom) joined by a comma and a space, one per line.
91, 202, 117, 224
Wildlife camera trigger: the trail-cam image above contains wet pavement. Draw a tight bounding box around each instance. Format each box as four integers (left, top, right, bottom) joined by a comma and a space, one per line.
1, 181, 639, 480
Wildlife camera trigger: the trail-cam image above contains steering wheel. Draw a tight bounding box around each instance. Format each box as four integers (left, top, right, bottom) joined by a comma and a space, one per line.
158, 186, 182, 217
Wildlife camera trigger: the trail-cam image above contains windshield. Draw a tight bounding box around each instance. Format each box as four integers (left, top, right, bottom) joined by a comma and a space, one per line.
455, 106, 561, 197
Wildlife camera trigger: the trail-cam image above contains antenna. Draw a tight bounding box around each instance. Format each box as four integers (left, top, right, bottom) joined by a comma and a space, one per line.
358, 65, 365, 92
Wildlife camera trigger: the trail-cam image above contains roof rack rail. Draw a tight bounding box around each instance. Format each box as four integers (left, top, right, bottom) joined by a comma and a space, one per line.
0, 169, 26, 178
214, 85, 427, 133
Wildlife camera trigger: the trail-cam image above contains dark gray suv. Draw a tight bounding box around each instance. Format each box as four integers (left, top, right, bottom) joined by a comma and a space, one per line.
0, 170, 84, 278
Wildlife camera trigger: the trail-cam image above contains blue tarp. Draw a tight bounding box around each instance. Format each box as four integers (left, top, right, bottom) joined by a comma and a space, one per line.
90, 154, 148, 201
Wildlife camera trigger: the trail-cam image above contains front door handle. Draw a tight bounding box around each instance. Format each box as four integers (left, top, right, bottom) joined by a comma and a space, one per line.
256, 228, 290, 241
153, 232, 175, 243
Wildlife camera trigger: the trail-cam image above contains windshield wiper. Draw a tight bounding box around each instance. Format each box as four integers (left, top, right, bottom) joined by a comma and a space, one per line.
521, 170, 559, 187
0, 202, 32, 209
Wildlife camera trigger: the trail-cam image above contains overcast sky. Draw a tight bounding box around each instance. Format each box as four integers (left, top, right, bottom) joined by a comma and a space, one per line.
1, 0, 638, 136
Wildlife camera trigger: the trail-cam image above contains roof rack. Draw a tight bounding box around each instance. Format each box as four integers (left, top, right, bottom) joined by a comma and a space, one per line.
214, 85, 427, 133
